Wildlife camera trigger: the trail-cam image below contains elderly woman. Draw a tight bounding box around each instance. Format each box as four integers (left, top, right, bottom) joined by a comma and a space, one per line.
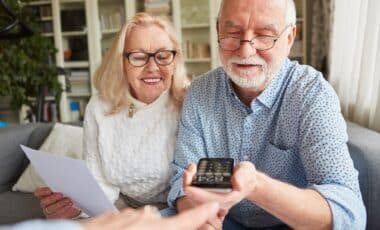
34, 12, 188, 219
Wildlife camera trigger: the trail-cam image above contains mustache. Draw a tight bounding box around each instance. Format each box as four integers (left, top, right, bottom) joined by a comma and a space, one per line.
227, 56, 266, 66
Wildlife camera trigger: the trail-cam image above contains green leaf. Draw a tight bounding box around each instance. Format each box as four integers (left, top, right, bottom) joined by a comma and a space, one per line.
0, 1, 61, 110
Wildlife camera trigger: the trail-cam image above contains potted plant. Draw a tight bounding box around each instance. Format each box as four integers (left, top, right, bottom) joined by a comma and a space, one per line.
0, 0, 62, 122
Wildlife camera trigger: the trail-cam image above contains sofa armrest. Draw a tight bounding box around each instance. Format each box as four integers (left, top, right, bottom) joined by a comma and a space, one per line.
347, 122, 380, 230
0, 123, 53, 192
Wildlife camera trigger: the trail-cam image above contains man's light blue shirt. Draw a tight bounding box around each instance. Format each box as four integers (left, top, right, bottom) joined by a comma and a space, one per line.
168, 59, 366, 229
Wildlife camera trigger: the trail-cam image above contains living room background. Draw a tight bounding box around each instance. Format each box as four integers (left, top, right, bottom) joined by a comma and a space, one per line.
0, 0, 311, 126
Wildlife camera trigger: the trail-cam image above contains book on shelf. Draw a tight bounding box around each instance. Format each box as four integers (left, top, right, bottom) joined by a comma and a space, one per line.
61, 9, 86, 32
144, 0, 171, 5
183, 41, 210, 59
42, 102, 58, 122
69, 84, 91, 95
70, 70, 89, 77
145, 7, 170, 14
40, 5, 52, 17
100, 11, 124, 31
68, 71, 91, 94
144, 0, 171, 16
41, 21, 53, 33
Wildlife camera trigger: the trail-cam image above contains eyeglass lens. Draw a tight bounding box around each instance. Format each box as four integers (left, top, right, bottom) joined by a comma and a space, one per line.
127, 50, 175, 67
218, 24, 291, 51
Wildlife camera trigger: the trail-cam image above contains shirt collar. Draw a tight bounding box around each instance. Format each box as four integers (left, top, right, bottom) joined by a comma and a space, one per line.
222, 67, 240, 100
256, 58, 291, 109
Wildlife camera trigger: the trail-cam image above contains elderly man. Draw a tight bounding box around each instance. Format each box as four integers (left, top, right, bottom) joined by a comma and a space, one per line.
167, 0, 366, 229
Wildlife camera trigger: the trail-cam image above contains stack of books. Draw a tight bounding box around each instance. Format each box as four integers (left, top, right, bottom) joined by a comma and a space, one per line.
39, 5, 52, 18
68, 71, 91, 95
100, 10, 124, 31
144, 0, 171, 18
182, 41, 210, 59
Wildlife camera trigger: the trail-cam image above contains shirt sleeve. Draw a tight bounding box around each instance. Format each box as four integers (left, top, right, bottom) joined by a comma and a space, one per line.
298, 78, 366, 229
83, 98, 120, 205
167, 84, 207, 208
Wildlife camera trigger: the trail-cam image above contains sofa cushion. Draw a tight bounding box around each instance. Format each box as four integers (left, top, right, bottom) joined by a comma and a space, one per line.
347, 122, 380, 230
0, 123, 53, 193
0, 191, 44, 224
12, 123, 83, 193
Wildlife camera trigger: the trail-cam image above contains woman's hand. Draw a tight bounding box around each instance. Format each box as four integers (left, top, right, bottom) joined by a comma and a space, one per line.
34, 187, 81, 219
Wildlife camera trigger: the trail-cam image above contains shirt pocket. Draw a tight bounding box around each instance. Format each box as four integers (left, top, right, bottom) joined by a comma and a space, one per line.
257, 143, 299, 182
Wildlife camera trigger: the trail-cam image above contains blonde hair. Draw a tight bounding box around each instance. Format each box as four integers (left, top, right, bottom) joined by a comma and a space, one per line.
94, 12, 188, 114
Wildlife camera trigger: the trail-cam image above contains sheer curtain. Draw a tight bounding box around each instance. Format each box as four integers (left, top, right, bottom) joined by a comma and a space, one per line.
329, 0, 380, 132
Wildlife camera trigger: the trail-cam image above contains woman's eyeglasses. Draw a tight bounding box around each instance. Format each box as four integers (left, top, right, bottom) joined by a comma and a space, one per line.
123, 50, 176, 67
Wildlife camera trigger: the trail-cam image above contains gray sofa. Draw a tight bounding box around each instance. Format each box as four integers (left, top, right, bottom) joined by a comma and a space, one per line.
0, 123, 53, 224
0, 122, 380, 229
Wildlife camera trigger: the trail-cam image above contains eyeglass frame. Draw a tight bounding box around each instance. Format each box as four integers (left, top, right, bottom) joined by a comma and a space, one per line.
217, 24, 293, 52
123, 50, 177, 67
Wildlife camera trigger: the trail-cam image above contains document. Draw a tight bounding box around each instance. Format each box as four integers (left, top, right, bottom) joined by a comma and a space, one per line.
20, 145, 117, 217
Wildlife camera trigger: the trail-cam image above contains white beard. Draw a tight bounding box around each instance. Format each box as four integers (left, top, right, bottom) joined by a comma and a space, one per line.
221, 55, 282, 89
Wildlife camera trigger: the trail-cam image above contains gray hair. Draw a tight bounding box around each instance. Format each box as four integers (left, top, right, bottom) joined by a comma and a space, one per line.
286, 0, 296, 25
218, 0, 297, 25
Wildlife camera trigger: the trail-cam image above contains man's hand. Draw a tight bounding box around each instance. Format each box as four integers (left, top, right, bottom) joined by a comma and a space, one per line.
183, 161, 259, 214
34, 187, 81, 219
80, 202, 220, 230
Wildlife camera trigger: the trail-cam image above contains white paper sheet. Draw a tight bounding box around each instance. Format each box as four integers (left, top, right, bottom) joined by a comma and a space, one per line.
20, 145, 117, 217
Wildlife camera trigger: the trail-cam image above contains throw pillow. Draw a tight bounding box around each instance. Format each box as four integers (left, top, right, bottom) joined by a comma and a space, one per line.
12, 123, 83, 192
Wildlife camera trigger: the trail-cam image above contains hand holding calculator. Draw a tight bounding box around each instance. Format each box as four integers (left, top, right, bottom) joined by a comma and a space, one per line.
191, 158, 234, 193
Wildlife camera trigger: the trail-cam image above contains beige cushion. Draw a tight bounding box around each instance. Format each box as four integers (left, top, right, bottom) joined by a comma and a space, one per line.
12, 123, 83, 192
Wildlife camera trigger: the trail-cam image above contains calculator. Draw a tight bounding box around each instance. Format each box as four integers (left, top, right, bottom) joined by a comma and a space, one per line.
191, 158, 234, 193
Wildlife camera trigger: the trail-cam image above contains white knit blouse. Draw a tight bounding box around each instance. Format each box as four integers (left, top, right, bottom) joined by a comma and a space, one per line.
83, 91, 179, 205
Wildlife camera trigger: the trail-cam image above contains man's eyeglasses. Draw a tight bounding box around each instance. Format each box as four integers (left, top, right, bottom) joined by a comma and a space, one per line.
218, 24, 292, 51
123, 50, 176, 67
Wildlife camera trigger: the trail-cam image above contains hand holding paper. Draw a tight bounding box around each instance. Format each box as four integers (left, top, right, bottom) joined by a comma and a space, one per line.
20, 145, 117, 217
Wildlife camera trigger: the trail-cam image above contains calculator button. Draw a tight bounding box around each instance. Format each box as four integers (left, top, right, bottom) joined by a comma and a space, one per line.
198, 175, 207, 182
215, 176, 224, 182
206, 175, 214, 182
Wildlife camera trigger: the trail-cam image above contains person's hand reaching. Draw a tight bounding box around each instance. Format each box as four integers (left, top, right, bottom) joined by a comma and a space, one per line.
80, 202, 220, 230
182, 161, 259, 229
